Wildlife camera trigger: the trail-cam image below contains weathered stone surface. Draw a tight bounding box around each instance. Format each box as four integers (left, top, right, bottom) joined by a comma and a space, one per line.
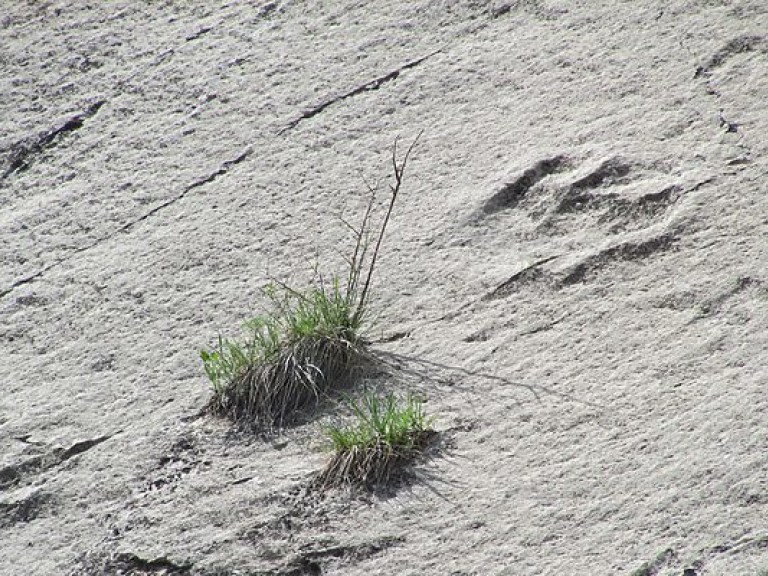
2, 1, 767, 574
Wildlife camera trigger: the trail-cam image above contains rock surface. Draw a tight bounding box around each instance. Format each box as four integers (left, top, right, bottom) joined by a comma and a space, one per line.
2, 1, 768, 574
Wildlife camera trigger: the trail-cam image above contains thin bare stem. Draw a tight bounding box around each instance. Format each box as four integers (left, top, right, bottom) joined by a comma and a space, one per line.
353, 131, 423, 325
347, 188, 378, 299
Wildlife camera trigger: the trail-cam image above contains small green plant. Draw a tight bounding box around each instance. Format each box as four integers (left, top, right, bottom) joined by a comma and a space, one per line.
200, 133, 422, 430
315, 391, 436, 489
201, 280, 369, 428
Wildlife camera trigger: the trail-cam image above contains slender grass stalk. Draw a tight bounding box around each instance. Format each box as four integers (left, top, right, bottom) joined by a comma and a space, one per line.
352, 130, 422, 327
200, 134, 422, 430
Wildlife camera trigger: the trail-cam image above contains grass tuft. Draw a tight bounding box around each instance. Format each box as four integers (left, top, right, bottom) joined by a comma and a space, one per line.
200, 133, 422, 431
201, 283, 370, 429
315, 391, 436, 490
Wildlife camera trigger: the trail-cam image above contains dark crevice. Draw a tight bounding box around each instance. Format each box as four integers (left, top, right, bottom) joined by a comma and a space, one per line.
636, 184, 681, 208
0, 149, 251, 300
257, 1, 279, 19
568, 157, 632, 192
305, 539, 401, 562
0, 455, 46, 490
116, 147, 251, 235
599, 185, 683, 232
96, 553, 192, 575
230, 475, 253, 485
555, 183, 681, 226
688, 276, 762, 323
0, 432, 117, 490
185, 26, 212, 41
719, 110, 739, 133
0, 269, 50, 299
482, 254, 560, 300
687, 176, 716, 194
489, 0, 564, 21
59, 434, 113, 462
515, 313, 569, 337
278, 50, 442, 135
553, 189, 609, 215
1, 100, 105, 180
559, 234, 677, 287
491, 3, 514, 18
675, 534, 768, 576
480, 155, 569, 217
115, 554, 192, 574
371, 330, 412, 344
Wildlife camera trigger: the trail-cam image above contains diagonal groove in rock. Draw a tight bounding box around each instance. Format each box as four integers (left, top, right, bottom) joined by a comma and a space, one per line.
270, 537, 403, 576
0, 269, 50, 300
677, 533, 768, 575
694, 34, 768, 78
76, 552, 193, 575
111, 553, 192, 574
301, 536, 403, 562
692, 35, 766, 162
559, 233, 677, 287
114, 147, 252, 235
185, 25, 213, 41
58, 434, 114, 462
483, 254, 560, 301
0, 433, 116, 490
480, 155, 569, 217
0, 149, 251, 300
278, 49, 442, 135
1, 100, 106, 180
568, 156, 632, 192
554, 157, 634, 215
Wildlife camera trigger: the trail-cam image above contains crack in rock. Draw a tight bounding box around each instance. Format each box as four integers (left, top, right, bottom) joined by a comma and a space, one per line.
489, 0, 565, 21
278, 49, 442, 135
674, 533, 768, 576
694, 35, 768, 78
75, 552, 193, 575
692, 35, 767, 162
478, 155, 570, 217
718, 110, 739, 133
482, 254, 560, 301
0, 433, 117, 490
185, 26, 213, 41
116, 147, 252, 235
559, 233, 677, 287
1, 100, 105, 180
0, 269, 50, 300
0, 149, 251, 300
58, 434, 114, 462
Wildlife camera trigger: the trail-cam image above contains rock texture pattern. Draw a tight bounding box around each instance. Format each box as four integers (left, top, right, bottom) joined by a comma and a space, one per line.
2, 1, 768, 574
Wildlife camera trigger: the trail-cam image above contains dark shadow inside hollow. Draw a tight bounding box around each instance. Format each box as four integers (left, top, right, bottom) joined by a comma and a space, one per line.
481, 155, 569, 215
